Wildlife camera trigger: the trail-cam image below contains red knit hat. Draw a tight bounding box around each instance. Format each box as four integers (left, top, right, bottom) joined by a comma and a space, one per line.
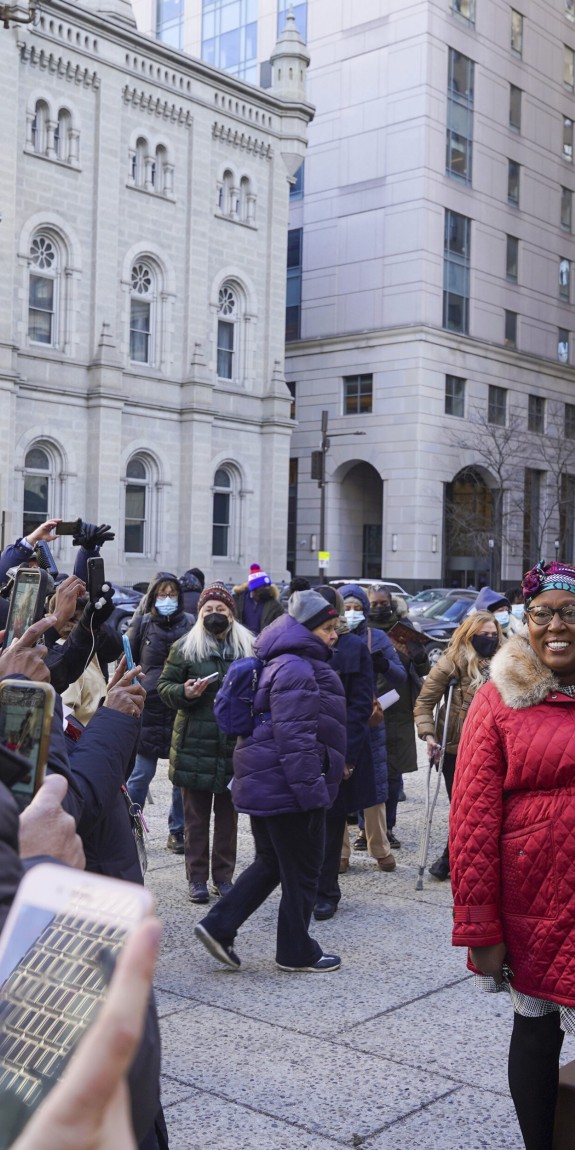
197, 582, 237, 617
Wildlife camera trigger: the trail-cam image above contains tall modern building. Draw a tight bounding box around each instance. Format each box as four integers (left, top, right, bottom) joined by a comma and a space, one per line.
0, 0, 312, 586
133, 0, 575, 588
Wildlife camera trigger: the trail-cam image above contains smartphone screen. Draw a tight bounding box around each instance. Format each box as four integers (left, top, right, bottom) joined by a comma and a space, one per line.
54, 519, 81, 536
2, 570, 47, 650
0, 864, 153, 1144
0, 682, 54, 804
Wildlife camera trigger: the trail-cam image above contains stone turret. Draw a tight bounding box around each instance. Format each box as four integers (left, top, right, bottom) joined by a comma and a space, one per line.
270, 7, 310, 104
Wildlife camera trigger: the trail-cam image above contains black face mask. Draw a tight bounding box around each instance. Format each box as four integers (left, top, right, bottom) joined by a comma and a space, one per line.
471, 634, 499, 659
203, 612, 229, 636
369, 605, 393, 621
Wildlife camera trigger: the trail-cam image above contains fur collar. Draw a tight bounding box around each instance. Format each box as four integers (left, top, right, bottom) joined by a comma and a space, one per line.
490, 635, 560, 710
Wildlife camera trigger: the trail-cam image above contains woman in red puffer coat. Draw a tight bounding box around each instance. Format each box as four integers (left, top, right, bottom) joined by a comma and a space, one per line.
450, 561, 575, 1150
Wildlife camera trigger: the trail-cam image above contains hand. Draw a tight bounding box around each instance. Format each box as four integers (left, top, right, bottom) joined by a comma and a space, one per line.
52, 575, 87, 632
0, 614, 57, 682
80, 584, 115, 630
426, 735, 440, 762
469, 942, 507, 983
105, 663, 145, 718
72, 521, 115, 549
183, 678, 210, 700
10, 916, 162, 1150
25, 519, 61, 546
342, 763, 355, 781
19, 774, 85, 869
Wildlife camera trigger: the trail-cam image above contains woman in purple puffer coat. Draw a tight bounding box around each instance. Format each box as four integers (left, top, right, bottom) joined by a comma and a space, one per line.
195, 590, 347, 974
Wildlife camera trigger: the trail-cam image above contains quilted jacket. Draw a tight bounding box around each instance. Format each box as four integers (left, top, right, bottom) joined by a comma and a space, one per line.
232, 613, 346, 816
450, 634, 575, 1005
414, 652, 483, 755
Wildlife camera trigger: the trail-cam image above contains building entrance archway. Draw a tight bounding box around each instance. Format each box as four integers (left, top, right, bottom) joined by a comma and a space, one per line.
335, 460, 383, 577
444, 466, 496, 588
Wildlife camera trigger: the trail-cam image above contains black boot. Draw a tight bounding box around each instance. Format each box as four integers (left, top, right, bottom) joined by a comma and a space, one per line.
429, 844, 450, 881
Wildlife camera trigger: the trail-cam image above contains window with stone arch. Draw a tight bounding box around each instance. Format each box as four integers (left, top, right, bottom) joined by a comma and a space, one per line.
54, 107, 72, 163
31, 99, 49, 156
28, 231, 62, 347
212, 465, 241, 557
124, 453, 156, 554
130, 260, 158, 365
22, 442, 62, 537
131, 137, 148, 188
239, 175, 256, 224
217, 282, 243, 381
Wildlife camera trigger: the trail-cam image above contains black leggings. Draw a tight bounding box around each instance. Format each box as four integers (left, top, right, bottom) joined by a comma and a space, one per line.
508, 1010, 565, 1150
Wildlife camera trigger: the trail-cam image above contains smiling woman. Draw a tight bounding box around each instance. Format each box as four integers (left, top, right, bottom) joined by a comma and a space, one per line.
450, 560, 575, 1150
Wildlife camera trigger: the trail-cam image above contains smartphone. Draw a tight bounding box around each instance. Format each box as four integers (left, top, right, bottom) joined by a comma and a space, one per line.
0, 742, 39, 792
0, 680, 55, 809
2, 568, 49, 650
33, 540, 58, 579
54, 518, 81, 536
0, 863, 154, 1144
122, 633, 138, 686
198, 672, 219, 686
86, 556, 106, 605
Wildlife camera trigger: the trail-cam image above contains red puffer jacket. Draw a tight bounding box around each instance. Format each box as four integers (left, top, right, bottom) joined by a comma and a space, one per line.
450, 635, 575, 1006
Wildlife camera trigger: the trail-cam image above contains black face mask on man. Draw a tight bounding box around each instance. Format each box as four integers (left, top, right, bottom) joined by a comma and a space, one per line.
471, 634, 499, 658
203, 612, 229, 636
369, 604, 393, 621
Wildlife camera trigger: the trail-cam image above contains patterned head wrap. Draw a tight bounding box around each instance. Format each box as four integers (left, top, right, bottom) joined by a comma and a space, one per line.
521, 561, 575, 605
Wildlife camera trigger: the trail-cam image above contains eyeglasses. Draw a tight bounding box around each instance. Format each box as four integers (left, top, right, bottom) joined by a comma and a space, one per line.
525, 605, 575, 626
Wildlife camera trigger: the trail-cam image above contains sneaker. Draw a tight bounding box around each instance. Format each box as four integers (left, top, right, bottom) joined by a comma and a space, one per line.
212, 880, 234, 897
166, 833, 185, 855
387, 831, 401, 850
353, 833, 367, 852
277, 953, 341, 973
377, 853, 397, 872
188, 881, 209, 904
194, 923, 241, 969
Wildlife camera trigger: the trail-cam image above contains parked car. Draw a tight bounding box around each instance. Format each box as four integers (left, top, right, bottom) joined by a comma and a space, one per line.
408, 587, 478, 615
328, 578, 410, 597
109, 584, 142, 637
410, 594, 478, 660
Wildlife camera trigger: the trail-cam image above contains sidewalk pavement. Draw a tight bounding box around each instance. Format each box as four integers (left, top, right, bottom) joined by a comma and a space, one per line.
144, 746, 573, 1150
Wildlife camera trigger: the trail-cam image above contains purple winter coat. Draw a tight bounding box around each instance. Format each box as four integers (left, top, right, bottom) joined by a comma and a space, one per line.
231, 614, 346, 817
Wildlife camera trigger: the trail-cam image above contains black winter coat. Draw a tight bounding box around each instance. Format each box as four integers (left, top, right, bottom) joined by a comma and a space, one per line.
179, 570, 203, 616
127, 592, 193, 760
329, 633, 378, 816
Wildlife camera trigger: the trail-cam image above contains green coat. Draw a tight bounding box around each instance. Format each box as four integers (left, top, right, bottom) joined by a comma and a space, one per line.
157, 640, 235, 793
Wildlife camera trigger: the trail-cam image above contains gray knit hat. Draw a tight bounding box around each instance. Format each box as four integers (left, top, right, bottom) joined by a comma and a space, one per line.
288, 589, 338, 631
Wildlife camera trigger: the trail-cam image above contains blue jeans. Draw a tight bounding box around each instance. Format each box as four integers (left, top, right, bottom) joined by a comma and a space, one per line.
127, 753, 184, 836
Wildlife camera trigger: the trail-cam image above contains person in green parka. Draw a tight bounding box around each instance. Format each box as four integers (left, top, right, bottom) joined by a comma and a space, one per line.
158, 582, 254, 905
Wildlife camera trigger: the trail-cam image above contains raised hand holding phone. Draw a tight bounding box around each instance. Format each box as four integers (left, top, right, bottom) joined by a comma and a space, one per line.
0, 615, 56, 683
2, 569, 49, 651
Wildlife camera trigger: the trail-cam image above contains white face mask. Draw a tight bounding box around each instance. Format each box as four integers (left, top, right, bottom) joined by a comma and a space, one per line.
345, 609, 364, 630
494, 609, 510, 627
511, 604, 524, 618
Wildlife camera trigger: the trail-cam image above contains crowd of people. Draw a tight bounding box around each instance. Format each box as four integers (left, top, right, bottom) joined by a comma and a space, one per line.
0, 515, 573, 1150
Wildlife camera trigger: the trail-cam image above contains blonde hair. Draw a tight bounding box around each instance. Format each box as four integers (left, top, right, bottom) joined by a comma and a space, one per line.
179, 608, 255, 663
445, 610, 503, 692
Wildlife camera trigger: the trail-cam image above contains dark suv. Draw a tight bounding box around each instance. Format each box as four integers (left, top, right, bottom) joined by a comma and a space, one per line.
410, 594, 477, 660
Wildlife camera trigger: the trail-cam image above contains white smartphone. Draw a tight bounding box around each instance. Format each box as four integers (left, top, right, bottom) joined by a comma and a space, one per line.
0, 864, 154, 1143
198, 672, 219, 686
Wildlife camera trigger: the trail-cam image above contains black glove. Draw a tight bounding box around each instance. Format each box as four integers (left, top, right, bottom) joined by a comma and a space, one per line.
72, 521, 115, 549
371, 650, 389, 675
79, 582, 115, 629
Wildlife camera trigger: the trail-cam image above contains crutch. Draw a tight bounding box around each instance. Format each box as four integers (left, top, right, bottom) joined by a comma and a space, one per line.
415, 677, 458, 891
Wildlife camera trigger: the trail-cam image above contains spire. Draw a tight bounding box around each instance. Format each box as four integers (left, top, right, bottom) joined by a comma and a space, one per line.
270, 5, 310, 102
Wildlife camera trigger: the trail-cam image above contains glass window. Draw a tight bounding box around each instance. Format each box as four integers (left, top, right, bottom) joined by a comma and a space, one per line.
202, 0, 258, 80
55, 109, 71, 162
506, 235, 519, 281
443, 210, 471, 335
566, 45, 574, 90
445, 375, 465, 417
23, 447, 50, 537
560, 258, 571, 301
452, 0, 475, 21
28, 234, 58, 346
217, 284, 237, 379
446, 48, 474, 183
511, 9, 523, 55
343, 374, 373, 415
561, 186, 572, 230
31, 100, 48, 156
287, 380, 296, 419
212, 469, 232, 556
566, 402, 575, 438
559, 328, 570, 363
564, 117, 573, 161
509, 84, 521, 131
504, 310, 517, 348
157, 0, 184, 46
568, 0, 575, 22
130, 263, 155, 365
508, 159, 520, 205
488, 385, 507, 426
290, 163, 304, 199
528, 395, 545, 433
278, 0, 307, 40
286, 227, 303, 342
124, 458, 148, 554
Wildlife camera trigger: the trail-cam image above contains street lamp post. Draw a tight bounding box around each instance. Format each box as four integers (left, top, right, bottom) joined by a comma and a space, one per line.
555, 538, 560, 562
488, 537, 495, 587
310, 410, 366, 582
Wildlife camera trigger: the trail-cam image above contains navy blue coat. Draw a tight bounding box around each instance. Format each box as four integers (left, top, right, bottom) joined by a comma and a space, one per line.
329, 632, 377, 815
232, 614, 346, 816
127, 577, 193, 760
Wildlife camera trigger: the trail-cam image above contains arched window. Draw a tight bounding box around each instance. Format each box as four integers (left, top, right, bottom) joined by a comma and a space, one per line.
54, 108, 71, 162
131, 137, 147, 187
130, 261, 155, 365
212, 468, 232, 556
28, 233, 60, 346
217, 284, 238, 380
124, 455, 151, 553
239, 176, 255, 224
22, 446, 52, 537
153, 144, 166, 193
219, 170, 235, 216
31, 100, 49, 156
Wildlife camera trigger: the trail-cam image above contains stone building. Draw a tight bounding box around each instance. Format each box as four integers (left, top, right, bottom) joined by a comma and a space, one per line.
132, 0, 575, 590
0, 0, 312, 585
